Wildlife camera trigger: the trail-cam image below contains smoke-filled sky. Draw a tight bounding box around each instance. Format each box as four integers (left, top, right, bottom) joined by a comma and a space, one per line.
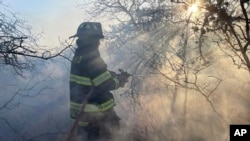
5, 0, 86, 47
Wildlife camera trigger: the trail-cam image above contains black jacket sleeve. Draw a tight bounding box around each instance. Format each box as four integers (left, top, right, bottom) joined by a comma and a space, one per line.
87, 55, 119, 91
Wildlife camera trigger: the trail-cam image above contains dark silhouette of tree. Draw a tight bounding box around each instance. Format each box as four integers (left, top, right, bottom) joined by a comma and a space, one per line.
83, 0, 225, 98
0, 3, 73, 76
171, 0, 250, 71
83, 0, 171, 27
81, 1, 250, 140
0, 2, 73, 140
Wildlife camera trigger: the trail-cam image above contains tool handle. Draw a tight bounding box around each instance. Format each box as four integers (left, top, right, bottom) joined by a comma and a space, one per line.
66, 86, 94, 141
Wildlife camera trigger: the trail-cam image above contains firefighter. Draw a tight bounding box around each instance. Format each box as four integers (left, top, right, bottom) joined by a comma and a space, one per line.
69, 22, 129, 141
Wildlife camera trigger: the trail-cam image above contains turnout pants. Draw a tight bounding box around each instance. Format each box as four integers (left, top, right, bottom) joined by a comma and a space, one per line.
77, 108, 120, 141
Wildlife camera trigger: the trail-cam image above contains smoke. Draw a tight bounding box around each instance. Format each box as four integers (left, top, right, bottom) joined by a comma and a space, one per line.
113, 66, 249, 141
1, 33, 249, 141
1, 2, 250, 139
106, 24, 250, 141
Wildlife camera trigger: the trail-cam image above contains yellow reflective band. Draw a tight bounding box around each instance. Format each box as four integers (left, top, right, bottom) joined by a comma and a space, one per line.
85, 99, 116, 112
70, 102, 82, 111
78, 121, 88, 126
92, 71, 112, 86
70, 99, 116, 113
70, 74, 92, 86
70, 119, 88, 126
97, 99, 115, 110
84, 104, 101, 112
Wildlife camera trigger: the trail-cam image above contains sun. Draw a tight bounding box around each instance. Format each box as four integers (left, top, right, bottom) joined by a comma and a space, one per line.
188, 4, 198, 13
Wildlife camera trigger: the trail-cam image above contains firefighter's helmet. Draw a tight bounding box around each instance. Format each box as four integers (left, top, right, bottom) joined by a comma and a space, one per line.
70, 22, 104, 39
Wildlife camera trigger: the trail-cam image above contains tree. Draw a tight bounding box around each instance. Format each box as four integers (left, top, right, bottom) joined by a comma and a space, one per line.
83, 0, 223, 99
0, 2, 73, 140
81, 0, 250, 140
0, 2, 73, 76
171, 0, 250, 71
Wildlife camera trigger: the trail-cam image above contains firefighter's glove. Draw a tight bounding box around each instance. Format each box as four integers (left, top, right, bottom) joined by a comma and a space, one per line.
116, 69, 131, 88
109, 71, 117, 77
117, 75, 128, 87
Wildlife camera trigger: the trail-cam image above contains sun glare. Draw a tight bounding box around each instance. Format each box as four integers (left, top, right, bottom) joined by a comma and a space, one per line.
188, 4, 198, 13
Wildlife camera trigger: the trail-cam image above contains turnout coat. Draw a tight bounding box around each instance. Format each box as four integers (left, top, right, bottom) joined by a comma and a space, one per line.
69, 39, 120, 125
